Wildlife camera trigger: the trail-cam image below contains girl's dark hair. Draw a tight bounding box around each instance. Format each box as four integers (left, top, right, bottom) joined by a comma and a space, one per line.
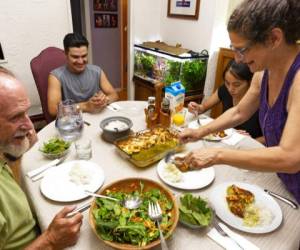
223, 60, 253, 83
63, 33, 89, 52
228, 0, 300, 44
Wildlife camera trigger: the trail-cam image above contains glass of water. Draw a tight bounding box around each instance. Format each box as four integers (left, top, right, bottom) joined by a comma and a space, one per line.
55, 99, 84, 141
75, 138, 92, 160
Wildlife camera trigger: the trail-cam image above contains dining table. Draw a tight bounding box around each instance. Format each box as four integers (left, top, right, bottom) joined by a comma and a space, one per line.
21, 101, 300, 250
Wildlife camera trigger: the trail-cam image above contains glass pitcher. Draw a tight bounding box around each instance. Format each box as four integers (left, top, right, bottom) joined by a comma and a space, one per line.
55, 99, 84, 141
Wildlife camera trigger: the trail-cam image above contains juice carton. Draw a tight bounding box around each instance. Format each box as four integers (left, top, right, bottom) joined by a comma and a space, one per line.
165, 81, 185, 114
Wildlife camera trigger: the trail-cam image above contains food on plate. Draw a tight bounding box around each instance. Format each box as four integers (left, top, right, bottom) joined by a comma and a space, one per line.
91, 181, 175, 246
213, 130, 227, 138
205, 130, 228, 140
163, 163, 183, 183
69, 162, 92, 185
104, 120, 129, 132
226, 184, 254, 218
243, 204, 274, 227
116, 127, 179, 161
179, 193, 213, 227
40, 137, 70, 155
173, 156, 189, 172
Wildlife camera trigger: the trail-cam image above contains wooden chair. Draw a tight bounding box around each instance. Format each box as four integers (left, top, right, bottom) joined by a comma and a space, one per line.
210, 48, 235, 118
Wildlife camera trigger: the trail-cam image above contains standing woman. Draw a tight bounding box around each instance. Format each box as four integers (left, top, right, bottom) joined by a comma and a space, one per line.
179, 0, 300, 203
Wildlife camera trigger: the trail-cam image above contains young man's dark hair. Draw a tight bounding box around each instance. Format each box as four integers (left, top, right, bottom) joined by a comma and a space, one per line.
63, 33, 89, 52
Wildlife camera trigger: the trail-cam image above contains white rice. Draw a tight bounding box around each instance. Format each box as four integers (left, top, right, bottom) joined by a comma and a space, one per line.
69, 162, 92, 185
104, 120, 128, 132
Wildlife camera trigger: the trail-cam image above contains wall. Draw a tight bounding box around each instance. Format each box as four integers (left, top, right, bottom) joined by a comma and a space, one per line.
129, 0, 232, 100
0, 0, 72, 113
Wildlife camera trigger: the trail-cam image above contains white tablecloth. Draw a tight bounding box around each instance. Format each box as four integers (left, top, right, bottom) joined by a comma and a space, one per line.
21, 101, 300, 250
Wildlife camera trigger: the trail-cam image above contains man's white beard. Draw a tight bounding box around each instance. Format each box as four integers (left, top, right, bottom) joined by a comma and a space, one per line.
1, 137, 30, 158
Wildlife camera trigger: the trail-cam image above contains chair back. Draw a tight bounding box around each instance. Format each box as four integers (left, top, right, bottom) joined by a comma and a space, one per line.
30, 47, 66, 123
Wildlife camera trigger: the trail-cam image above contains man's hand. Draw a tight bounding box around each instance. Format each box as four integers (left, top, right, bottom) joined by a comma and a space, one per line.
45, 206, 83, 249
85, 91, 109, 113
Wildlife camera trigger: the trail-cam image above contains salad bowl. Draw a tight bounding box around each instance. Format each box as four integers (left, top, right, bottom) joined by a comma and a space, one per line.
89, 177, 179, 249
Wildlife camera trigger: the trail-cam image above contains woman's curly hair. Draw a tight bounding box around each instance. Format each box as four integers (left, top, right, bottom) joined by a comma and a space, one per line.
228, 0, 300, 44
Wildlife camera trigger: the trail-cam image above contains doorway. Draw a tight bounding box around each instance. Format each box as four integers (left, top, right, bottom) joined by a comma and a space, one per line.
80, 0, 128, 100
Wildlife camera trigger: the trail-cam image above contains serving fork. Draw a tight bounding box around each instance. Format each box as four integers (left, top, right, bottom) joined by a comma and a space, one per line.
148, 202, 169, 250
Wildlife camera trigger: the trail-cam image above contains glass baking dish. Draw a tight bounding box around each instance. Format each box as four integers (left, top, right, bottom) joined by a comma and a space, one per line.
114, 127, 183, 168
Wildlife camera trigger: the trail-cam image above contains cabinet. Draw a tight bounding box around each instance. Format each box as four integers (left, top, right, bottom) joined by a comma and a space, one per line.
210, 48, 235, 118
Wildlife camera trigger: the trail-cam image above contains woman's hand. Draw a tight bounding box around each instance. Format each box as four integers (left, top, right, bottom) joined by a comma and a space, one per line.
184, 148, 219, 169
178, 128, 203, 144
236, 129, 250, 137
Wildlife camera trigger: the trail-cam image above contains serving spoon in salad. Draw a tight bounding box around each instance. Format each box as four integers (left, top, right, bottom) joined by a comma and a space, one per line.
84, 190, 142, 209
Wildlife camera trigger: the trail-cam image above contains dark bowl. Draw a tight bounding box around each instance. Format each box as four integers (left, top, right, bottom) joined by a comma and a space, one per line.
100, 116, 133, 143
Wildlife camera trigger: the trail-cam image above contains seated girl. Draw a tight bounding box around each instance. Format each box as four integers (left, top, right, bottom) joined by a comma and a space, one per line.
188, 60, 264, 143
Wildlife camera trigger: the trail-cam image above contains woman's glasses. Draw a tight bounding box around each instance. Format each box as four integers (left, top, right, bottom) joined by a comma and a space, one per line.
230, 43, 252, 59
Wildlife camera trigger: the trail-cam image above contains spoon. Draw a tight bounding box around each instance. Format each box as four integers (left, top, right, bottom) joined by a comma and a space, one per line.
84, 190, 142, 209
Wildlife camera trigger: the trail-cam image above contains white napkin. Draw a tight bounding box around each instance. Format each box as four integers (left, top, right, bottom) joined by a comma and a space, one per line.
107, 103, 122, 112
207, 223, 260, 250
222, 132, 245, 146
26, 159, 59, 178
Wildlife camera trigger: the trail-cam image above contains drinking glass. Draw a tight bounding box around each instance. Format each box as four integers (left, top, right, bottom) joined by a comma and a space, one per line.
75, 138, 92, 160
55, 99, 84, 141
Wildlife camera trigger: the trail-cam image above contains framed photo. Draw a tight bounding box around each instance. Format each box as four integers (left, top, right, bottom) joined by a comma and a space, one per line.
93, 0, 118, 12
167, 0, 200, 20
95, 14, 118, 28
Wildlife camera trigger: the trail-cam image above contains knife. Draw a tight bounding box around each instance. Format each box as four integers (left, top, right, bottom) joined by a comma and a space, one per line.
264, 189, 298, 209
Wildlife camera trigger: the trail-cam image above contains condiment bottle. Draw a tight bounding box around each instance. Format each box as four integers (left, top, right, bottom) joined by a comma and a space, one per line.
145, 96, 158, 129
155, 82, 164, 118
160, 97, 171, 128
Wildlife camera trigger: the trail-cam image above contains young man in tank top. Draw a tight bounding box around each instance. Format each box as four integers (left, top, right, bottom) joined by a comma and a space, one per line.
48, 33, 118, 117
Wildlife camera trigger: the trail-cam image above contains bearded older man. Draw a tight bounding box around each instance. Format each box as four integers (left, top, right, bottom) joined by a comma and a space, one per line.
0, 67, 83, 250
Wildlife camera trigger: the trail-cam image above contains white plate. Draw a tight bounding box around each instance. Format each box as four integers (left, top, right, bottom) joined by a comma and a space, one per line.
156, 155, 215, 190
209, 182, 283, 233
188, 120, 233, 141
40, 160, 105, 202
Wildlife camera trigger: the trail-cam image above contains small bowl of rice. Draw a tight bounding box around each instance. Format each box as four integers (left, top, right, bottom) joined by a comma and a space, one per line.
100, 116, 133, 143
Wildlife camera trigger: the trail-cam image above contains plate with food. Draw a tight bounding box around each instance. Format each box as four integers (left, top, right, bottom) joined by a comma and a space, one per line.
40, 160, 105, 202
156, 154, 215, 190
209, 182, 282, 233
188, 120, 234, 141
89, 178, 178, 249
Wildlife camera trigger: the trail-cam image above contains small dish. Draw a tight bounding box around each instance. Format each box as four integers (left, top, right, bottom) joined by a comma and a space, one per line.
100, 116, 133, 143
177, 193, 214, 229
39, 138, 71, 160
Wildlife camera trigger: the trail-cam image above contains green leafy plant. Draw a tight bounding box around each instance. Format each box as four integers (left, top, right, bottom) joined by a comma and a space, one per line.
163, 60, 181, 85
180, 60, 207, 91
140, 53, 155, 76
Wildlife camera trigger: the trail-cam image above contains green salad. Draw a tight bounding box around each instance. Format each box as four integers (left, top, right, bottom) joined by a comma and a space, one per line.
179, 193, 213, 227
40, 138, 70, 154
92, 182, 174, 247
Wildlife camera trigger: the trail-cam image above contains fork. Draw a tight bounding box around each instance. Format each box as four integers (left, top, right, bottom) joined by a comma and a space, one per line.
214, 222, 244, 250
148, 202, 169, 250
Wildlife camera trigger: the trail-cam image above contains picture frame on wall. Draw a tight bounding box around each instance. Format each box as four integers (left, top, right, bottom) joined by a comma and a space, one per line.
93, 0, 118, 12
95, 14, 118, 28
167, 0, 200, 20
